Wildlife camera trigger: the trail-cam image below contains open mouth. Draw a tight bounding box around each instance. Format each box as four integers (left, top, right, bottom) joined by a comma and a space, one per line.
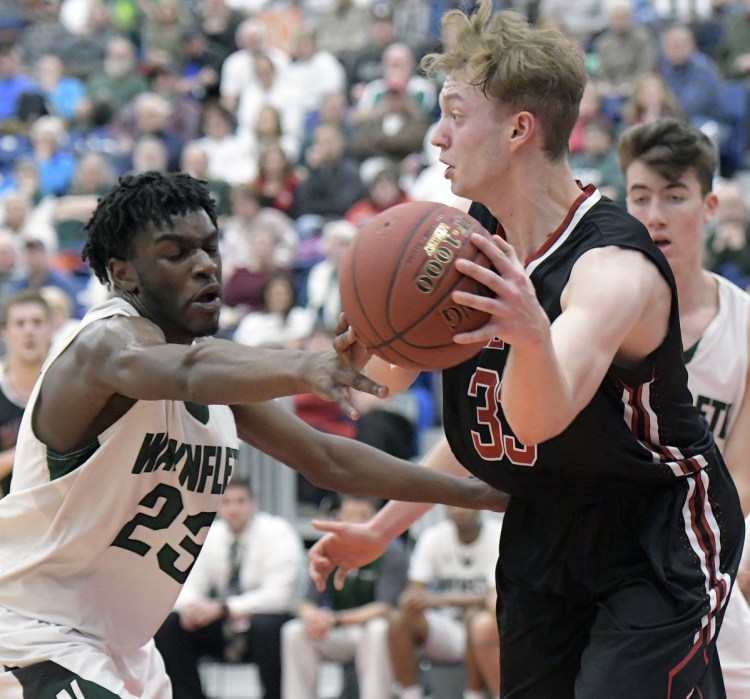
191, 288, 221, 310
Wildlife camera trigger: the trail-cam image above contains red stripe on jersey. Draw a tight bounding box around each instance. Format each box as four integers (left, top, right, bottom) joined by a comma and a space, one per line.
524, 184, 597, 267
621, 382, 706, 476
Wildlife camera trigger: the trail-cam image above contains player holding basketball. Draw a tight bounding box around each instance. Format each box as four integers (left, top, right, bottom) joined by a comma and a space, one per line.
618, 117, 750, 698
0, 171, 505, 698
309, 2, 745, 697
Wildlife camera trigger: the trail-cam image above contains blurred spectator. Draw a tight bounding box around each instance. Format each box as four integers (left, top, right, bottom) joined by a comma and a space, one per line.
58, 0, 116, 79
464, 589, 501, 699
0, 229, 19, 312
27, 115, 76, 196
591, 0, 657, 121
293, 122, 367, 231
219, 18, 290, 114
569, 118, 626, 204
704, 178, 750, 289
39, 283, 80, 354
235, 53, 303, 154
538, 0, 608, 47
314, 0, 372, 63
154, 478, 305, 699
620, 71, 684, 127
139, 0, 191, 69
129, 134, 169, 174
352, 386, 419, 462
222, 222, 292, 322
353, 42, 436, 125
387, 507, 502, 699
233, 270, 315, 348
0, 291, 53, 498
350, 78, 433, 164
51, 151, 114, 270
221, 183, 298, 277
84, 35, 149, 114
568, 81, 608, 156
17, 0, 76, 69
344, 2, 397, 103
345, 162, 410, 225
718, 0, 750, 86
7, 238, 82, 317
254, 142, 302, 216
304, 218, 356, 330
0, 43, 40, 126
0, 188, 57, 254
147, 62, 202, 146
298, 90, 355, 168
658, 24, 725, 133
194, 100, 258, 186
180, 141, 232, 221
284, 26, 346, 127
34, 53, 86, 123
392, 0, 437, 59
119, 91, 184, 172
252, 104, 299, 164
198, 0, 243, 66
176, 27, 224, 103
282, 494, 408, 699
66, 98, 121, 168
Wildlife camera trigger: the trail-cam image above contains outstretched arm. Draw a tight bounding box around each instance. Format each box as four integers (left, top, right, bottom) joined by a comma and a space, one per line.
36, 313, 386, 453
307, 437, 494, 590
232, 401, 502, 510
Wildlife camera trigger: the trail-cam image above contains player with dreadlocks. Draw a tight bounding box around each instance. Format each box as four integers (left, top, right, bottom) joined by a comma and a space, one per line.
0, 171, 504, 698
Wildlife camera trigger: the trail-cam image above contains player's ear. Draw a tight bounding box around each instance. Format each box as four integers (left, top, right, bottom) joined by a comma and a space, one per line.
703, 191, 719, 224
108, 258, 138, 293
509, 111, 534, 147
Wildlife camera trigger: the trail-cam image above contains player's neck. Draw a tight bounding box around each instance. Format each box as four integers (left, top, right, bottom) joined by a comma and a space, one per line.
676, 268, 718, 348
2, 359, 42, 404
497, 167, 583, 262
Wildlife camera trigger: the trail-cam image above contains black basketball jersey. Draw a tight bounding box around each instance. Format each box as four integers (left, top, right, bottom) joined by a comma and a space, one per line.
443, 187, 716, 503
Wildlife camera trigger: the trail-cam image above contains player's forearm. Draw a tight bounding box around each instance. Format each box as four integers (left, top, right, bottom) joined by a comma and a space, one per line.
502, 337, 577, 445
182, 340, 323, 404
363, 356, 419, 394
311, 435, 489, 509
360, 437, 473, 542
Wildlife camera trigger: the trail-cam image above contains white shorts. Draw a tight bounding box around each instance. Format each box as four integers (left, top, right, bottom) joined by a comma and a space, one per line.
421, 611, 466, 663
0, 607, 171, 698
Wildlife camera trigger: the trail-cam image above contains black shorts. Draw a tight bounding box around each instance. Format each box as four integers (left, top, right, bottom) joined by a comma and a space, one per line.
495, 464, 744, 699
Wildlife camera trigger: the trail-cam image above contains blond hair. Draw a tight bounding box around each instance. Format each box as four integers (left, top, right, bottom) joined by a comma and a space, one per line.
421, 0, 587, 159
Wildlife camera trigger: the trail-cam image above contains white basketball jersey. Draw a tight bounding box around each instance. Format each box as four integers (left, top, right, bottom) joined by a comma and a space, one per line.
685, 274, 750, 698
0, 298, 239, 656
686, 273, 750, 453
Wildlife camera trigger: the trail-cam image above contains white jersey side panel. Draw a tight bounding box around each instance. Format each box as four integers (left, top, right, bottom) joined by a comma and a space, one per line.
685, 274, 750, 698
686, 273, 750, 453
0, 298, 239, 657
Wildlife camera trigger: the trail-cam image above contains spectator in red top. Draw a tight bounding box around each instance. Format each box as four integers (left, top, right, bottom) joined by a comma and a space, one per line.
254, 143, 302, 216
344, 162, 410, 226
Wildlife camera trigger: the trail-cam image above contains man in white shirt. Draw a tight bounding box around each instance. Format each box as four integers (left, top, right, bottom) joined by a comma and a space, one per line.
154, 478, 305, 699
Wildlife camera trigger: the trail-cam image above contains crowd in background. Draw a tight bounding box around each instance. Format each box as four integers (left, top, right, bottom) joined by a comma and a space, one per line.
0, 0, 749, 511
0, 2, 749, 697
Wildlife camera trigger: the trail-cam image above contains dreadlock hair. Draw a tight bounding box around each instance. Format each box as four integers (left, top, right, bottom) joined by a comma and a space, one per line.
82, 171, 219, 287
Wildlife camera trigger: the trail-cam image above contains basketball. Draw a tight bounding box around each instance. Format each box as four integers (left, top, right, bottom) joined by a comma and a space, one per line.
339, 201, 494, 371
